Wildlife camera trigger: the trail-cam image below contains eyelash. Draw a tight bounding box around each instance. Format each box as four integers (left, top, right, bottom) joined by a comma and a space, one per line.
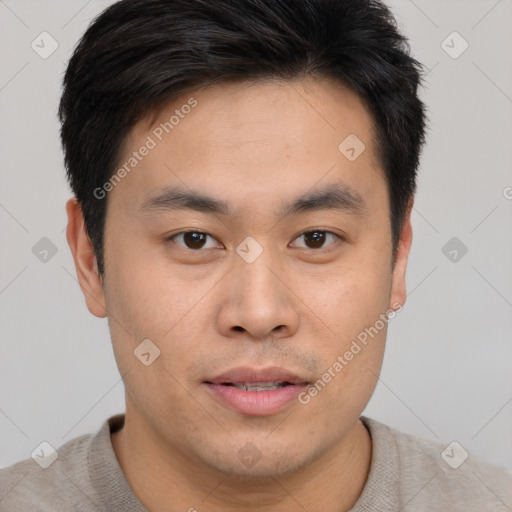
166, 229, 344, 252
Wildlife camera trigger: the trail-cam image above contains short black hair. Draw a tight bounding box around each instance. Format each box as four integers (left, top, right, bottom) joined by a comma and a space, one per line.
59, 0, 427, 277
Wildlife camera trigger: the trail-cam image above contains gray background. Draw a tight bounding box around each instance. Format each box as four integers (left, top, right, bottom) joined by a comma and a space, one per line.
1, 0, 511, 470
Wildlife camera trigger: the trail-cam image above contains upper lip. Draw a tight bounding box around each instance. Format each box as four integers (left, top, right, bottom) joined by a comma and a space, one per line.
204, 366, 310, 385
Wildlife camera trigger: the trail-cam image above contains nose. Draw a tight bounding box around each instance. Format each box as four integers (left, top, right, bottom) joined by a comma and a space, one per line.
216, 245, 300, 342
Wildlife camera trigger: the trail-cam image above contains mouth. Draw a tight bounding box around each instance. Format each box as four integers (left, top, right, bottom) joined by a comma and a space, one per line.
203, 367, 310, 416
215, 381, 295, 391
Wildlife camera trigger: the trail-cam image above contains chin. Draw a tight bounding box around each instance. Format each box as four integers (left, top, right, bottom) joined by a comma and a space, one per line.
198, 438, 317, 480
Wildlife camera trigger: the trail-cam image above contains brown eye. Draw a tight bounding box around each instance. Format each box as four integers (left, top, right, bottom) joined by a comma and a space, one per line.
292, 230, 340, 250
183, 232, 207, 249
304, 231, 326, 249
170, 231, 218, 250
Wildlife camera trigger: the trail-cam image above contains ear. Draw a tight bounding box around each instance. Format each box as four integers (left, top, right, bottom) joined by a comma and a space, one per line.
65, 197, 107, 318
389, 198, 414, 311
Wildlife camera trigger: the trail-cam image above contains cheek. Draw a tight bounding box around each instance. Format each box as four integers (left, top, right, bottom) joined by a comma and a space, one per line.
299, 271, 389, 425
102, 250, 204, 417
297, 245, 392, 404
307, 252, 392, 338
102, 241, 219, 387
103, 232, 193, 336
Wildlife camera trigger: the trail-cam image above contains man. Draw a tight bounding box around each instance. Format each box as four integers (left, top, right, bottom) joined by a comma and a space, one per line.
1, 0, 510, 510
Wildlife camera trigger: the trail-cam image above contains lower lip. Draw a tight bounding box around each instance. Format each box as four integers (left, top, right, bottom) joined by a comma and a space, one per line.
204, 383, 307, 416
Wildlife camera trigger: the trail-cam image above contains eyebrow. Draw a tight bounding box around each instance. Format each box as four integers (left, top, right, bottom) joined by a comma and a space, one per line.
138, 183, 368, 218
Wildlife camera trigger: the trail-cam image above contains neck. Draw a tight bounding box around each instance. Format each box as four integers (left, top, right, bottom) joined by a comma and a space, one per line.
111, 409, 372, 512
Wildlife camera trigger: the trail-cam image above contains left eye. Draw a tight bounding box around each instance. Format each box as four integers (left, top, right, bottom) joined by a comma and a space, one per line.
291, 230, 341, 250
169, 231, 220, 250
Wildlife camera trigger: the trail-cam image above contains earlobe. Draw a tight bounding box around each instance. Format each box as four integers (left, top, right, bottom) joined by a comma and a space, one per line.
389, 199, 414, 311
65, 197, 107, 318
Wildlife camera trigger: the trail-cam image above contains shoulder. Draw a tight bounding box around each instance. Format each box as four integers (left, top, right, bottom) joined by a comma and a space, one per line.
361, 416, 512, 512
0, 433, 95, 512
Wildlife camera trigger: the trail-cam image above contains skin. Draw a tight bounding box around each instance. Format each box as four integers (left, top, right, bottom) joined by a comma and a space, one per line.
66, 77, 413, 512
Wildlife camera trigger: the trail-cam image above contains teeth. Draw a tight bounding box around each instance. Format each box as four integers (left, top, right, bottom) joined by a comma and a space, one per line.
231, 381, 289, 391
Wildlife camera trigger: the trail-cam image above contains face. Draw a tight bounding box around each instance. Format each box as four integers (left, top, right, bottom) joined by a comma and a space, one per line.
68, 77, 412, 478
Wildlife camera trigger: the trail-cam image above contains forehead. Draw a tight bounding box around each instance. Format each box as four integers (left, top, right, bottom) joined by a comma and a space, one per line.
110, 77, 386, 217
